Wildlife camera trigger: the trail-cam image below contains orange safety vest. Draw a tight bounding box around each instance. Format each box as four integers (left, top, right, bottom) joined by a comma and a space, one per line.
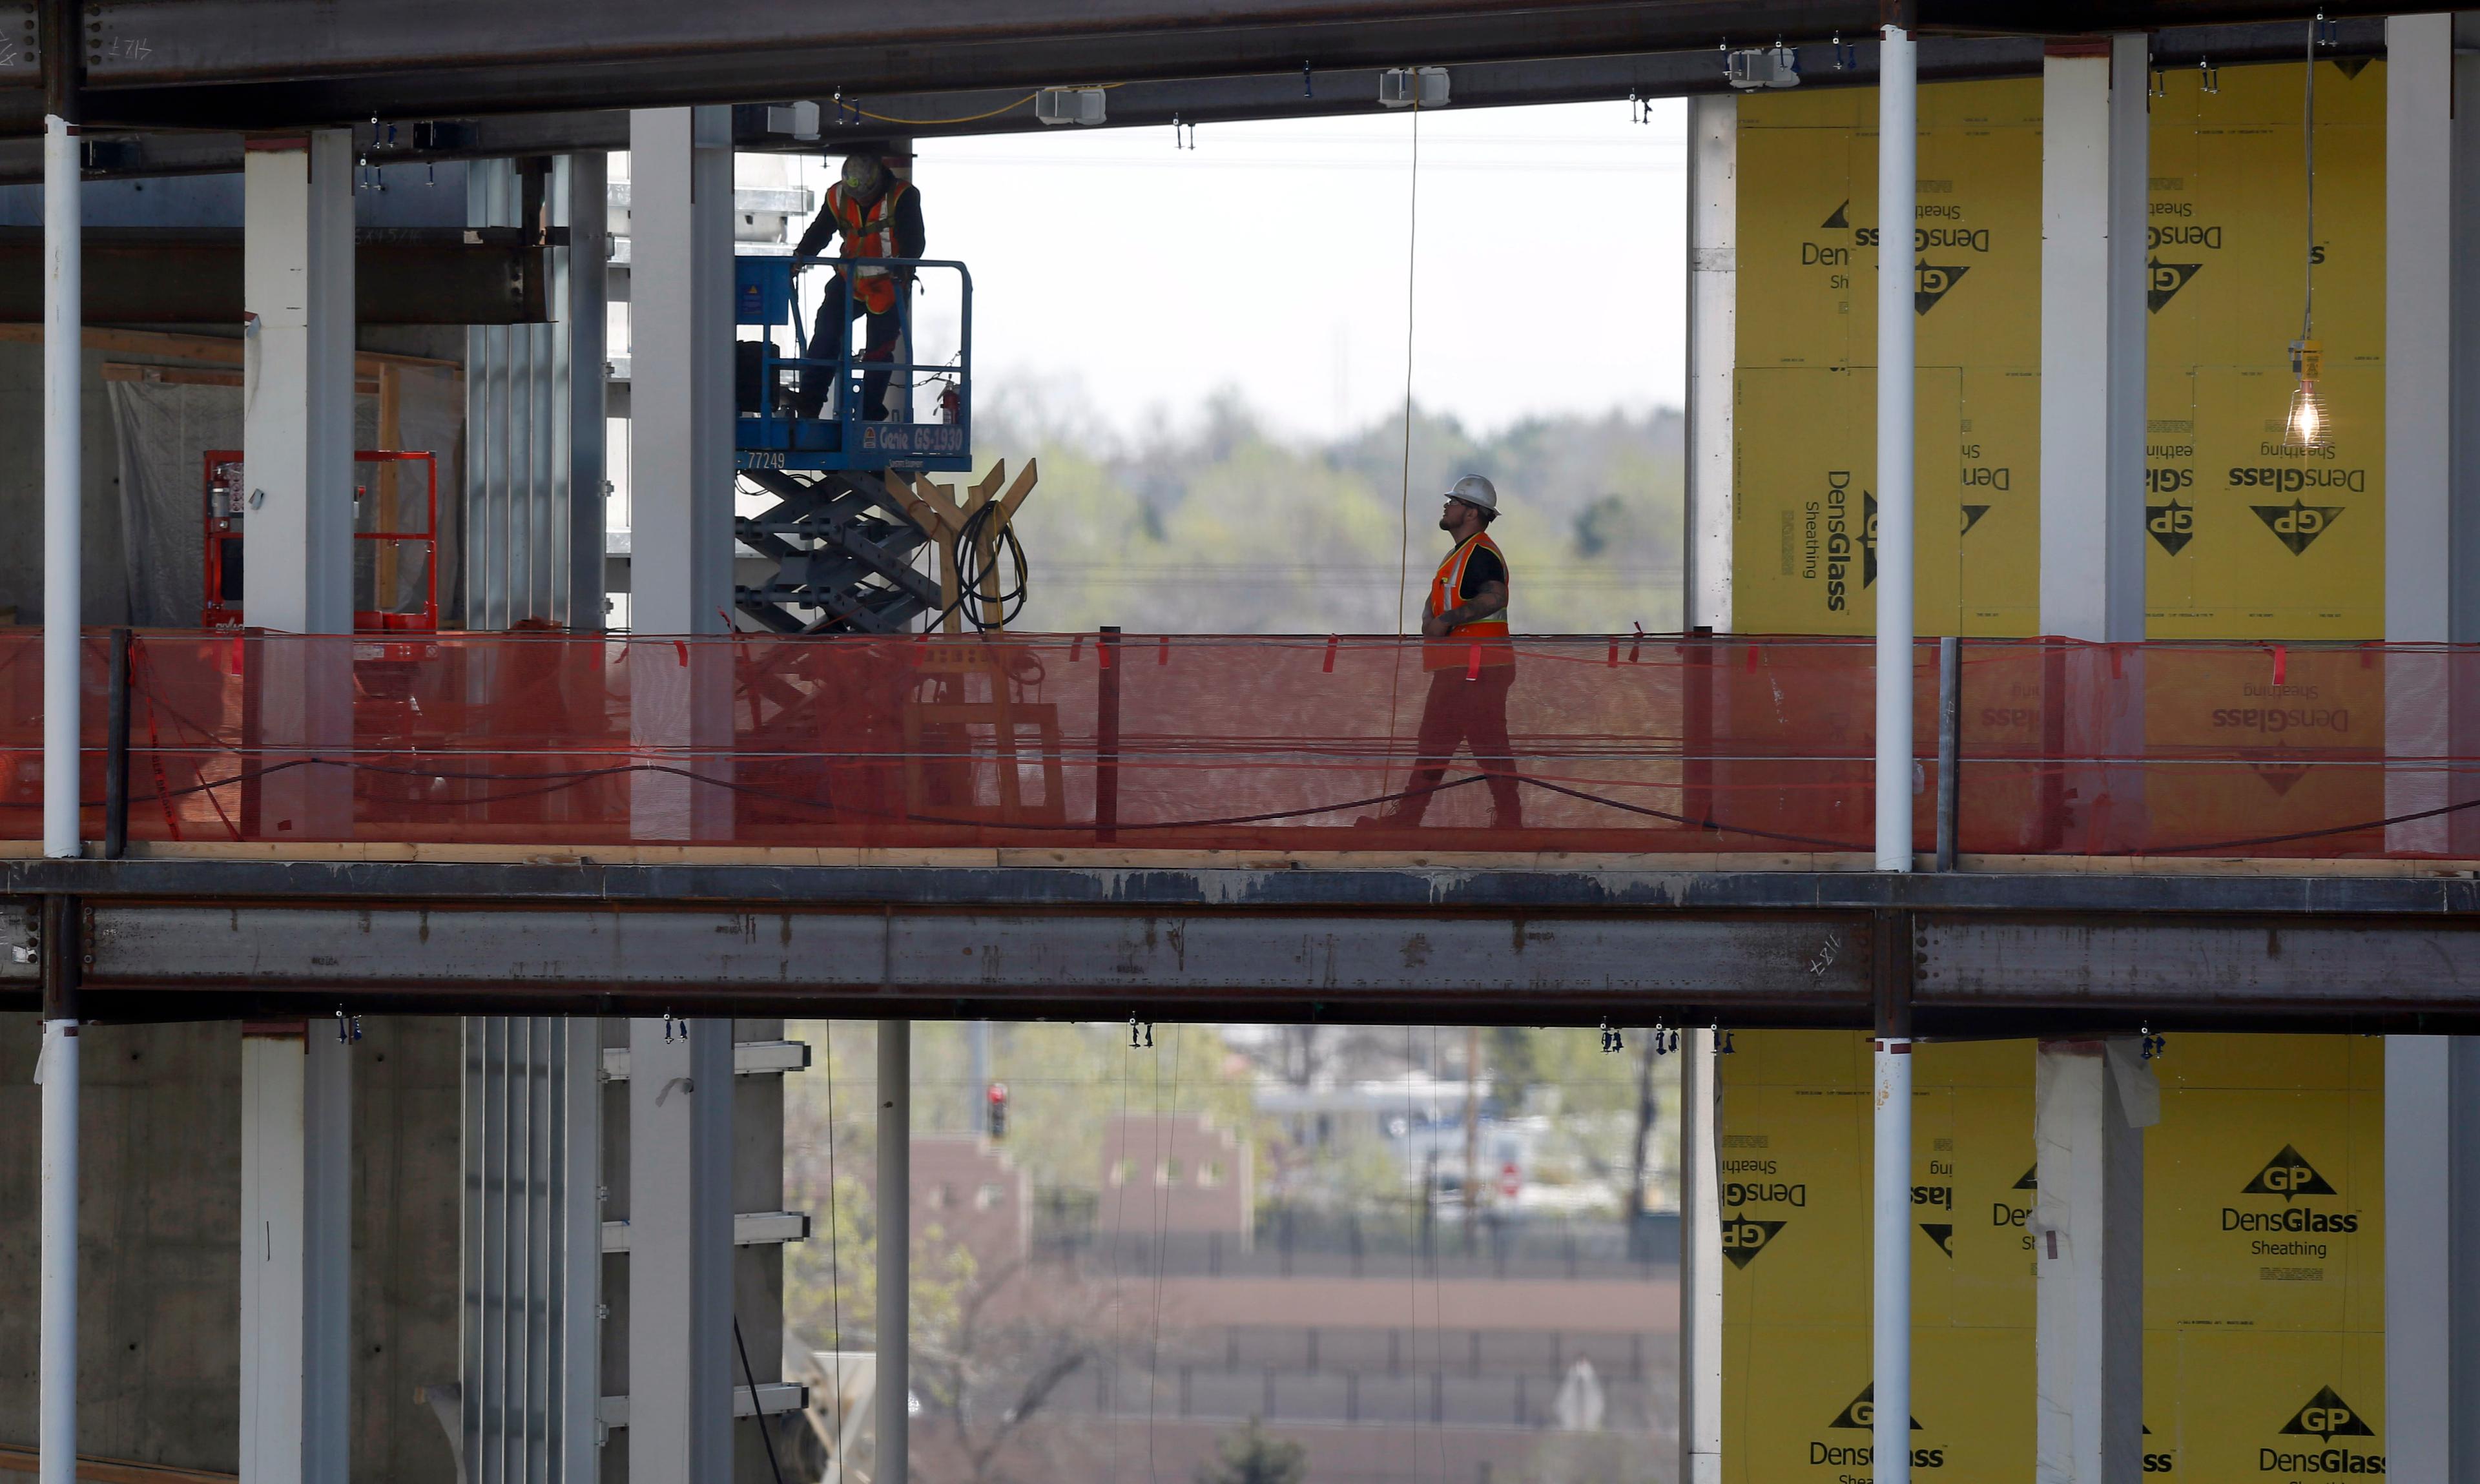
824, 179, 913, 314
1423, 531, 1514, 672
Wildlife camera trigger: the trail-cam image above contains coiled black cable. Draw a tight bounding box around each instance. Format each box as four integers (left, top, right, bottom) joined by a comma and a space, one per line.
936, 497, 1030, 632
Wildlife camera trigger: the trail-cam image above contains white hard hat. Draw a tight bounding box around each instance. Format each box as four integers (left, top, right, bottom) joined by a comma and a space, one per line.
1445, 474, 1499, 512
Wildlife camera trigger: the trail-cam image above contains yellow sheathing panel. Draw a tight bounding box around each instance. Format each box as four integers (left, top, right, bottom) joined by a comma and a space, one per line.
1719, 1033, 2035, 1484
1720, 1031, 2385, 1483
2145, 62, 2386, 639
1731, 79, 2043, 638
1733, 62, 2387, 640
2142, 1034, 2386, 1480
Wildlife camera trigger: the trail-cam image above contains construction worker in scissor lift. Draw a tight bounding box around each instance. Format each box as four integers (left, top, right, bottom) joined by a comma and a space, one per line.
794, 145, 926, 423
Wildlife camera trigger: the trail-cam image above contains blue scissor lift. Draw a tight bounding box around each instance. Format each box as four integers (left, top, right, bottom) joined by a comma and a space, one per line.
731, 254, 975, 633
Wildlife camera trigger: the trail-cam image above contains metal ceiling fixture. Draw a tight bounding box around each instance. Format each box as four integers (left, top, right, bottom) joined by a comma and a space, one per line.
1378, 67, 1449, 108
1726, 42, 1801, 90
1034, 87, 1107, 125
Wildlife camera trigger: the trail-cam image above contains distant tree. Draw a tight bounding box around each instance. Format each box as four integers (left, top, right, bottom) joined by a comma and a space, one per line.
1195, 1418, 1307, 1484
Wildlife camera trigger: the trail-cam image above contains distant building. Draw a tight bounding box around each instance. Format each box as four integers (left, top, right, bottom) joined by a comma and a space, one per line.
911, 1135, 1031, 1273
1098, 1112, 1254, 1239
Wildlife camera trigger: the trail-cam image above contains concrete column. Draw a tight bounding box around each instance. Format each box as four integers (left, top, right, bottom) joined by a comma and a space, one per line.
1684, 94, 1737, 634
2384, 1036, 2480, 1481
625, 108, 733, 635
2386, 15, 2456, 853
2032, 1038, 2156, 1484
239, 1025, 353, 1484
1675, 1029, 1723, 1484
2037, 37, 2151, 854
626, 1016, 734, 1484
2381, 60, 2480, 1468
2455, 17, 2480, 659
877, 1021, 911, 1484
626, 109, 735, 841
242, 132, 356, 634
243, 132, 355, 842
2038, 38, 2147, 643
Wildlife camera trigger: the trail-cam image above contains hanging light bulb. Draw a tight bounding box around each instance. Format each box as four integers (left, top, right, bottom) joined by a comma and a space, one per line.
2283, 338, 2331, 452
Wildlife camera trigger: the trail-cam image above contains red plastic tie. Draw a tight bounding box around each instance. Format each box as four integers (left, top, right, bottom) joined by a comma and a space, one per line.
672, 639, 688, 667
1606, 637, 1618, 668
1157, 634, 1170, 666
1097, 639, 1111, 670
1070, 635, 1084, 661
2109, 646, 2123, 681
2272, 644, 2288, 686
1465, 644, 1482, 681
1629, 621, 1645, 665
1746, 645, 1760, 674
1323, 635, 1339, 674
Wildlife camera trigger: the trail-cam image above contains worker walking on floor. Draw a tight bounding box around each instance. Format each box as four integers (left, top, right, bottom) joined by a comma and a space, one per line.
794, 147, 926, 422
1362, 475, 1524, 830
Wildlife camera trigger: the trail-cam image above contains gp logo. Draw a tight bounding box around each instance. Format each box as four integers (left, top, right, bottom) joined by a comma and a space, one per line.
2279, 1386, 2375, 1443
1721, 1218, 1786, 1269
2242, 1146, 2337, 1201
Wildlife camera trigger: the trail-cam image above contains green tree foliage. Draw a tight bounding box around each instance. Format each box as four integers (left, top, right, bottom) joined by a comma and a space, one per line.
975, 386, 1683, 635
1195, 1418, 1308, 1484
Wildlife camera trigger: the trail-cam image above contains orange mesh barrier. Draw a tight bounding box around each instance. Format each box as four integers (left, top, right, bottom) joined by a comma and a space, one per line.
1, 631, 2474, 857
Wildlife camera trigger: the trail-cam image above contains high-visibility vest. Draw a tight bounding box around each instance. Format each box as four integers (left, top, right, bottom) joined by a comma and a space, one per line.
1424, 531, 1514, 672
824, 180, 912, 314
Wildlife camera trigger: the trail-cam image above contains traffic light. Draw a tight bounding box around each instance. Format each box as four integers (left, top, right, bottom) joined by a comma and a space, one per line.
986, 1081, 1009, 1140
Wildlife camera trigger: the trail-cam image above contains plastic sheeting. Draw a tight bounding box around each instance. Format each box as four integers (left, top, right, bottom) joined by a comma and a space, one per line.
103, 366, 464, 627
1, 632, 2474, 858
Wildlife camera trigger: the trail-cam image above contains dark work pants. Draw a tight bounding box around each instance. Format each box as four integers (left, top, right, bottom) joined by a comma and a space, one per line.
1400, 665, 1523, 823
800, 274, 900, 420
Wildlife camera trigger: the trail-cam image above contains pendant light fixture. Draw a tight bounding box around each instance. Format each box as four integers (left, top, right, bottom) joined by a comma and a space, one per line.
2282, 16, 2331, 452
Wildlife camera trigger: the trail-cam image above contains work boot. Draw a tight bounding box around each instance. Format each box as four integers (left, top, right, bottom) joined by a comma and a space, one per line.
1354, 807, 1424, 829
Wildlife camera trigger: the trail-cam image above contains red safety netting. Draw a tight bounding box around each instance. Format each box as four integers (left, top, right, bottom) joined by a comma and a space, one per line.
0, 630, 2475, 857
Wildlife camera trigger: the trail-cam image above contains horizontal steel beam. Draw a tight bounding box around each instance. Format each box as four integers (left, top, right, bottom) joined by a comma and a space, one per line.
1914, 918, 2480, 1018
1, 856, 2475, 1028
0, 20, 2380, 173
70, 902, 1881, 1020
10, 856, 2479, 916
0, 228, 547, 324
0, 2, 2391, 136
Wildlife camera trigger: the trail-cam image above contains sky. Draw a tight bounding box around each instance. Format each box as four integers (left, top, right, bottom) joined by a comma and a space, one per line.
785, 99, 1688, 443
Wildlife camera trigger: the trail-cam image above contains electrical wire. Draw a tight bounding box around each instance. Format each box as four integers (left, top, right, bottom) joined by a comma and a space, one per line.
1385, 96, 1425, 807
2299, 19, 2318, 344
840, 80, 1123, 127
1394, 94, 1423, 640
735, 1315, 790, 1484
847, 94, 1042, 127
